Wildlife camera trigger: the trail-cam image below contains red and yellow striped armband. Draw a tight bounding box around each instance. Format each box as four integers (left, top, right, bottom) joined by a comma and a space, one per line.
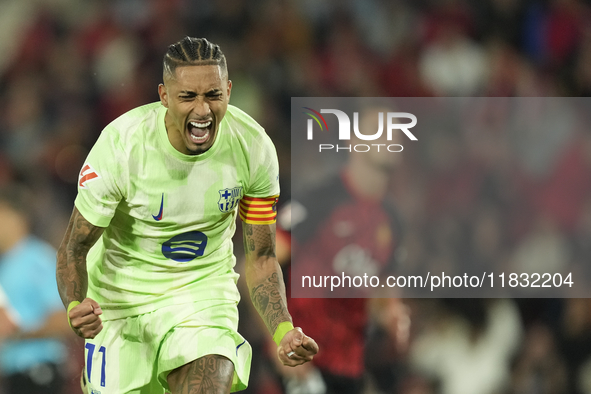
239, 195, 279, 224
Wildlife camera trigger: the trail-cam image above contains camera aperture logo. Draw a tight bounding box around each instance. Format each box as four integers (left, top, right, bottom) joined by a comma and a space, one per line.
303, 107, 417, 152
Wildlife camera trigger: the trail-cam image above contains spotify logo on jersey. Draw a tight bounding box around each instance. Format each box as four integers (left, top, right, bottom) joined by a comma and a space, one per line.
162, 231, 208, 262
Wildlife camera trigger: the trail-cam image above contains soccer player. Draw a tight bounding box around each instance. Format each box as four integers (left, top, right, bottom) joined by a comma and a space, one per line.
56, 37, 318, 394
0, 185, 71, 394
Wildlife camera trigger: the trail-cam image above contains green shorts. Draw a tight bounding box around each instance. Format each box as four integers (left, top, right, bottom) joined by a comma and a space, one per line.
83, 300, 251, 393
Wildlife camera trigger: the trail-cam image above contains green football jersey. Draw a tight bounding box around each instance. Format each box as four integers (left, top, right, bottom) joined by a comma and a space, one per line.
75, 102, 280, 320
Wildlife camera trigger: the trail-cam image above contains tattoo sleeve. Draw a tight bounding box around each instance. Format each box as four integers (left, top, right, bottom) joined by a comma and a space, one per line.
243, 222, 292, 336
56, 207, 104, 307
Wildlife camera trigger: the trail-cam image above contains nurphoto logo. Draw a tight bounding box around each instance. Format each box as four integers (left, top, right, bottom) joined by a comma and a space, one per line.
303, 107, 417, 152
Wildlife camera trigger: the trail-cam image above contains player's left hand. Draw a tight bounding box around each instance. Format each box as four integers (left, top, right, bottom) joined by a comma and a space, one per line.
277, 327, 319, 367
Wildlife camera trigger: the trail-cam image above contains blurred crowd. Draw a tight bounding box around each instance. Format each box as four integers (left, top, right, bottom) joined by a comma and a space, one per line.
1, 0, 591, 393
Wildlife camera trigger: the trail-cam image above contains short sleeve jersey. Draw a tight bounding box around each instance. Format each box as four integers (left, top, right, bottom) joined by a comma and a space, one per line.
75, 102, 279, 320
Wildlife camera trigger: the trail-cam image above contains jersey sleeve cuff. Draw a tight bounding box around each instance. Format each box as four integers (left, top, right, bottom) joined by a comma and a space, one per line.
74, 196, 113, 228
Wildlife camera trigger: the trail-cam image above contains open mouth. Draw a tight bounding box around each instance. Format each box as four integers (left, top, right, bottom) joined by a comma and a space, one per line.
187, 120, 213, 144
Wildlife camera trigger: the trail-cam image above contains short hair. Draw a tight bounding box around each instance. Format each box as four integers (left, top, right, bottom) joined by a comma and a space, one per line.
163, 37, 228, 81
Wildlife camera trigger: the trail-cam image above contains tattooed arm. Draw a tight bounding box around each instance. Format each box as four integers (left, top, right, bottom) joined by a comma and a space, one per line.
56, 207, 104, 338
243, 222, 318, 366
243, 222, 290, 333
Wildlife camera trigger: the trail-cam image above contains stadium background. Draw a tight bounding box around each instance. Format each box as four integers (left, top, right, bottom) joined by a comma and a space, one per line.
1, 0, 591, 392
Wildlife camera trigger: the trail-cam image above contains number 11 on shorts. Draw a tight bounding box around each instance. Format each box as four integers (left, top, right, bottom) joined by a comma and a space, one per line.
85, 343, 107, 387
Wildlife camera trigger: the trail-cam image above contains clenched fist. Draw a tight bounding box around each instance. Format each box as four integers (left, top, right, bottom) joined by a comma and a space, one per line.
277, 327, 319, 367
69, 298, 103, 339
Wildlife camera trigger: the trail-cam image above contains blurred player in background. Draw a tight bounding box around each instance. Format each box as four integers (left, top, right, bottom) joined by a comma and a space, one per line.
56, 37, 317, 394
0, 185, 71, 394
275, 107, 410, 394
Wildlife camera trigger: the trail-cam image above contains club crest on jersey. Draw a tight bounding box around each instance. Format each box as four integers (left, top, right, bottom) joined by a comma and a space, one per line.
218, 186, 243, 212
79, 164, 101, 189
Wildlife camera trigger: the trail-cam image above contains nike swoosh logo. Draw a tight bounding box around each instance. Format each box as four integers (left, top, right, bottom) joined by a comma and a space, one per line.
236, 340, 246, 356
152, 193, 164, 221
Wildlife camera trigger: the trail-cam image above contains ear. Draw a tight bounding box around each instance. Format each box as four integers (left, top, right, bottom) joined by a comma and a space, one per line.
226, 80, 232, 101
158, 83, 168, 108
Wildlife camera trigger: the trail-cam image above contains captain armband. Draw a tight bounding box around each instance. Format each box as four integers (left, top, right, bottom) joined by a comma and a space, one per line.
239, 195, 279, 225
